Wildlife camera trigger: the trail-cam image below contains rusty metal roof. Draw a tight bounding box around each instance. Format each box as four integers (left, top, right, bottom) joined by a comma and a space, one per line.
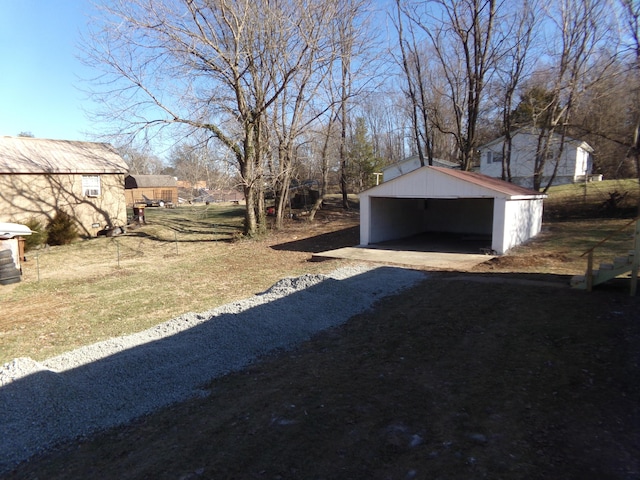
430, 166, 546, 198
0, 136, 129, 174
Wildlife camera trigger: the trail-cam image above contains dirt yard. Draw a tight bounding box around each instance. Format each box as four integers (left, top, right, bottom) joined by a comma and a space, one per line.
2, 204, 640, 479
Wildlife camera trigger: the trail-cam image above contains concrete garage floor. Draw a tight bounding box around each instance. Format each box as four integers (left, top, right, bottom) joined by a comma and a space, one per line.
312, 232, 496, 270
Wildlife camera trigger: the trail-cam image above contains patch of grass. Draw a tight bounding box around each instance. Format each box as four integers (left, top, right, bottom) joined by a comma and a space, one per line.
2, 189, 639, 363
1, 192, 639, 479
0, 203, 349, 364
544, 178, 640, 220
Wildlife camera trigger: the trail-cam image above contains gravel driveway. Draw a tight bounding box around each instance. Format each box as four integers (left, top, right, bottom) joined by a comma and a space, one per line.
0, 265, 424, 473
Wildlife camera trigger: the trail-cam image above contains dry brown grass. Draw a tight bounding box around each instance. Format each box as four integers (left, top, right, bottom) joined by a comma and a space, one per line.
1, 186, 639, 479
0, 202, 359, 364
2, 185, 639, 364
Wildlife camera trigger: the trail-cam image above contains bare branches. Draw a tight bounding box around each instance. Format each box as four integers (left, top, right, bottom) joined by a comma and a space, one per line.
396, 0, 505, 170
83, 0, 375, 235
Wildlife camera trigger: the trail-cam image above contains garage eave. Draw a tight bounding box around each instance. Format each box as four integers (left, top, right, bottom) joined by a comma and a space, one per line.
509, 194, 547, 201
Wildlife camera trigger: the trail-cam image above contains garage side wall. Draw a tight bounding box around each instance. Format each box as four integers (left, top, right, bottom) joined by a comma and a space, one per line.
493, 198, 544, 253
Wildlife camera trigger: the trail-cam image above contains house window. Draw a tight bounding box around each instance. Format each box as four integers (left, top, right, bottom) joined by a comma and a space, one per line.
487, 151, 503, 164
82, 175, 101, 197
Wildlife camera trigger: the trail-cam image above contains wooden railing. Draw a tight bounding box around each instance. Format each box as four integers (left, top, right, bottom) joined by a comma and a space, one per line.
579, 216, 640, 295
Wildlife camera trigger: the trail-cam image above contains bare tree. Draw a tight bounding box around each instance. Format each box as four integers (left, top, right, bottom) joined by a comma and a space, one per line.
394, 0, 436, 166
118, 145, 165, 175
169, 143, 215, 198
337, 6, 355, 210
83, 0, 351, 236
399, 0, 502, 170
358, 93, 415, 164
307, 107, 340, 221
619, 0, 640, 211
264, 56, 326, 229
530, 0, 615, 191
493, 0, 540, 181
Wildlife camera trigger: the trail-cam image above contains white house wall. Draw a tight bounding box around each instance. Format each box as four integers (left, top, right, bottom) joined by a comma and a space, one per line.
480, 131, 588, 187
574, 147, 591, 179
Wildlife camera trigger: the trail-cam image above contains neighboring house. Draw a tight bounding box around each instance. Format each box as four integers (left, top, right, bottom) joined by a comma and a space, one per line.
0, 136, 129, 236
360, 166, 546, 254
124, 175, 178, 206
478, 128, 595, 188
382, 156, 459, 183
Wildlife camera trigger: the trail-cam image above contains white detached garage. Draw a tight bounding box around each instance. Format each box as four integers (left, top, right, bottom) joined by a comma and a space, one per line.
359, 166, 546, 255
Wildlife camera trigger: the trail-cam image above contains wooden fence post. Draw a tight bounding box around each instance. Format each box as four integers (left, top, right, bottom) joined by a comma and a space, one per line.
586, 251, 594, 292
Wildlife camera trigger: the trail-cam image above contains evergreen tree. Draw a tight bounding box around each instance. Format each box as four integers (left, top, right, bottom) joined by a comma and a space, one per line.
347, 118, 384, 192
511, 86, 557, 129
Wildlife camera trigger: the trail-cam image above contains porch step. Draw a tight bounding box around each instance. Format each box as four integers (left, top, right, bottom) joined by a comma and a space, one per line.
572, 218, 639, 295
571, 258, 635, 290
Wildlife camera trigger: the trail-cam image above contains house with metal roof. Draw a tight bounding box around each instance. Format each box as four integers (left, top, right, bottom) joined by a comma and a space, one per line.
359, 165, 546, 255
0, 136, 129, 236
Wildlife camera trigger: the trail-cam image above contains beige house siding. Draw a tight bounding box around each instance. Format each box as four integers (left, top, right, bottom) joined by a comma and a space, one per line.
0, 137, 130, 237
0, 172, 128, 236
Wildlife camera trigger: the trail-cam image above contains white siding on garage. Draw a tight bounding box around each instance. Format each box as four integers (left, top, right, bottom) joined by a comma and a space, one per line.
367, 166, 499, 199
496, 198, 545, 253
360, 166, 546, 254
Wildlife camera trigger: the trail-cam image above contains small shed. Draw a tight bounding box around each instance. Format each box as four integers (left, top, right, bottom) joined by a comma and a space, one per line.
359, 166, 546, 255
124, 175, 178, 206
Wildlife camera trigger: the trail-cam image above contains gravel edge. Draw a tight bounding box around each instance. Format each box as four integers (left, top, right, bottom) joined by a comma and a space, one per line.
0, 264, 425, 474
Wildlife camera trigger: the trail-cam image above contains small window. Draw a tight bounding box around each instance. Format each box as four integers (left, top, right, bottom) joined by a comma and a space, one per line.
82, 175, 101, 197
487, 151, 503, 164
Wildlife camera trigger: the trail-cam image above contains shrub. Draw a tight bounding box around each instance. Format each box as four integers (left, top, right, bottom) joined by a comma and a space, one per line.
22, 218, 47, 251
46, 211, 78, 246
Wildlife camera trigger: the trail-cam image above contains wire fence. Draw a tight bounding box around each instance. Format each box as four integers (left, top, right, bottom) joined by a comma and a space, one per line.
16, 223, 234, 286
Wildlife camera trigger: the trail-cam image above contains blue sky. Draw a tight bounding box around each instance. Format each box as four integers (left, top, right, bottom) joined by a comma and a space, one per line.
0, 1, 98, 140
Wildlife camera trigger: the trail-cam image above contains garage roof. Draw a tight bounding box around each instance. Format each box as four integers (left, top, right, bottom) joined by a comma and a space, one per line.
361, 165, 546, 200
430, 167, 546, 198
